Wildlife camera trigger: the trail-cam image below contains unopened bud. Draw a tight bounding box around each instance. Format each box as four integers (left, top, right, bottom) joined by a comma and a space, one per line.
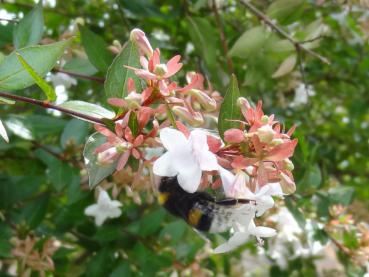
172, 106, 204, 126
130, 28, 153, 57
279, 172, 296, 195
189, 89, 217, 112
154, 64, 168, 76
261, 115, 269, 124
125, 92, 142, 110
256, 124, 275, 143
237, 97, 251, 109
116, 142, 131, 153
283, 158, 294, 171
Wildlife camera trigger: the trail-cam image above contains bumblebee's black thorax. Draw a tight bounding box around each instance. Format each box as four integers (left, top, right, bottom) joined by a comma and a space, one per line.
158, 177, 215, 231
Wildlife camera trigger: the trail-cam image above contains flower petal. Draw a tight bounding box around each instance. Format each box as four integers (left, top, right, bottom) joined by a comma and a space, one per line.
159, 128, 188, 151
213, 232, 249, 254
153, 152, 177, 177
84, 204, 98, 216
177, 164, 202, 193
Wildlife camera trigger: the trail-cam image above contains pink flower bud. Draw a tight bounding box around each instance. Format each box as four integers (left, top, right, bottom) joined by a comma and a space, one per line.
224, 129, 245, 143
189, 89, 217, 111
237, 97, 251, 109
256, 124, 275, 143
283, 158, 294, 171
125, 91, 142, 110
279, 172, 296, 194
130, 28, 153, 57
172, 106, 204, 126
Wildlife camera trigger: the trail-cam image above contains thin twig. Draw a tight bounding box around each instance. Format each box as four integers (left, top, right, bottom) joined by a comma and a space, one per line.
239, 0, 330, 65
0, 91, 106, 125
52, 68, 105, 84
211, 0, 234, 74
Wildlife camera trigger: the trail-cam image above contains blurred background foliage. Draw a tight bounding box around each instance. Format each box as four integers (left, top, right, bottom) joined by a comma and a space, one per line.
0, 0, 368, 276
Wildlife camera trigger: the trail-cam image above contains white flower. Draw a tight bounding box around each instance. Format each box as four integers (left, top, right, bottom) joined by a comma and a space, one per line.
290, 84, 315, 107
214, 220, 276, 254
219, 168, 283, 216
256, 125, 275, 143
153, 128, 219, 193
49, 72, 77, 89
84, 190, 122, 226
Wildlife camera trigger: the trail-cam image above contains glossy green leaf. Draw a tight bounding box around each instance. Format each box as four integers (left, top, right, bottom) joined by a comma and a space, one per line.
60, 118, 90, 148
105, 41, 142, 99
13, 1, 44, 48
79, 25, 113, 72
0, 39, 72, 90
218, 74, 243, 139
328, 187, 355, 206
16, 52, 56, 101
110, 262, 132, 277
83, 132, 117, 188
21, 193, 50, 228
59, 100, 115, 120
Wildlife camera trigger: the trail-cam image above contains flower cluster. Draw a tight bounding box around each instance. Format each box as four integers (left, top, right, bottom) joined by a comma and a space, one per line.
89, 28, 298, 253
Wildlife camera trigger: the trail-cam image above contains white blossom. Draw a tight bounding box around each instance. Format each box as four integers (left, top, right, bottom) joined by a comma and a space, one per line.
84, 190, 122, 226
153, 128, 219, 193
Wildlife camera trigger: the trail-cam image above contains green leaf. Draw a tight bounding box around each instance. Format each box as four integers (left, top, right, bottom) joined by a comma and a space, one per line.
79, 25, 113, 72
159, 220, 187, 244
85, 248, 113, 277
110, 262, 132, 277
63, 58, 98, 75
21, 193, 50, 229
0, 39, 72, 90
83, 132, 117, 188
218, 74, 243, 139
328, 187, 355, 206
60, 118, 90, 148
58, 101, 115, 120
16, 52, 56, 101
266, 0, 305, 24
272, 54, 297, 78
104, 41, 142, 99
13, 1, 44, 48
128, 111, 139, 137
229, 26, 269, 58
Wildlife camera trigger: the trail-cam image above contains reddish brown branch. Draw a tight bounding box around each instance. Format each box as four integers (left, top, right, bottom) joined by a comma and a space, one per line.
52, 68, 105, 84
0, 91, 106, 125
211, 0, 234, 74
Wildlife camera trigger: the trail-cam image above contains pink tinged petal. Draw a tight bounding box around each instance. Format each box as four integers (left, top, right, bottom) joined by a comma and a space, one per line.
94, 142, 113, 154
140, 56, 149, 69
130, 28, 153, 57
176, 121, 190, 138
177, 164, 202, 193
115, 122, 124, 137
158, 80, 170, 96
116, 151, 131, 171
287, 124, 297, 137
134, 69, 157, 80
257, 164, 268, 187
0, 120, 8, 143
164, 55, 182, 78
159, 127, 188, 151
94, 124, 116, 138
149, 49, 161, 71
127, 78, 136, 92
224, 129, 244, 144
132, 148, 141, 159
124, 127, 133, 142
108, 98, 127, 107
141, 87, 153, 103
231, 156, 258, 169
133, 134, 144, 147
267, 139, 298, 161
138, 107, 152, 129
153, 152, 177, 177
207, 135, 222, 153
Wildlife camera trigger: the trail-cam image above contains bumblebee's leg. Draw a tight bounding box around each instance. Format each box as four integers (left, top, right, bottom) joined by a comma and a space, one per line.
215, 198, 238, 206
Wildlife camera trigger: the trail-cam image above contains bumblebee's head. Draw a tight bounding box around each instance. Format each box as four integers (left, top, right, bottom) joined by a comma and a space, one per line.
158, 176, 181, 193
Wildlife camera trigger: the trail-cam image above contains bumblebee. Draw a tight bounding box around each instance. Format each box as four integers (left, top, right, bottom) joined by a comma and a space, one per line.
158, 177, 256, 233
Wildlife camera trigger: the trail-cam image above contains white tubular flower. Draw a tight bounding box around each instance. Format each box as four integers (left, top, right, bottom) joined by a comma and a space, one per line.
153, 128, 220, 193
213, 220, 276, 254
84, 190, 122, 226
